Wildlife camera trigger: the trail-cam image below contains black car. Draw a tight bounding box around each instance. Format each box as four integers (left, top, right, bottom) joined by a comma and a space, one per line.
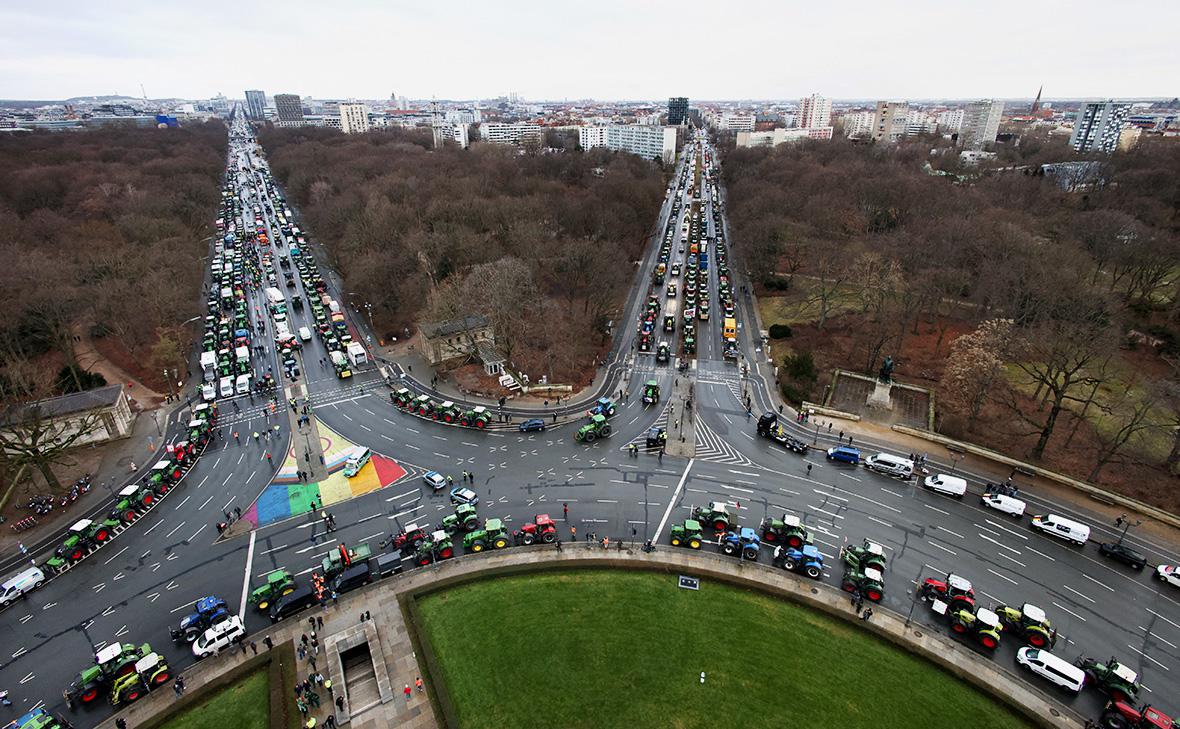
269, 585, 317, 623
1098, 541, 1147, 570
331, 563, 373, 596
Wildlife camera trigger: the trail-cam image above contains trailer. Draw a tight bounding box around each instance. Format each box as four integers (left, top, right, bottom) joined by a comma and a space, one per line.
346, 342, 367, 367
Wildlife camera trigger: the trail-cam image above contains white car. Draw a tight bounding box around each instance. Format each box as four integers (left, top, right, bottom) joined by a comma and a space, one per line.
1155, 565, 1180, 589
298, 326, 312, 342
980, 493, 1026, 518
923, 474, 967, 498
193, 616, 246, 659
423, 471, 448, 491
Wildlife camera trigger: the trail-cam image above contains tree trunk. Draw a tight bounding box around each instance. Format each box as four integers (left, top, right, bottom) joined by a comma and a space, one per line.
1065, 380, 1102, 447
1031, 396, 1064, 459
1168, 426, 1180, 476
34, 459, 61, 490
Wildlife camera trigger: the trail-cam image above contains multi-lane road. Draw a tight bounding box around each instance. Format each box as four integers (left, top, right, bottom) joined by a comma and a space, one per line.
1, 125, 1177, 727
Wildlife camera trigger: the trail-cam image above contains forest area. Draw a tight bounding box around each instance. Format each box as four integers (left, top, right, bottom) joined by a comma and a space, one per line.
0, 122, 228, 403
721, 134, 1180, 509
257, 126, 666, 385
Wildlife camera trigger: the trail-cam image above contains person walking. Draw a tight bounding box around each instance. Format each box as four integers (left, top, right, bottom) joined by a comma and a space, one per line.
563, 503, 568, 521
861, 607, 873, 621
116, 719, 127, 729
250, 640, 258, 655
415, 676, 424, 693
806, 464, 813, 477
555, 538, 562, 552
316, 615, 324, 630
264, 635, 273, 651
336, 695, 345, 712
404, 684, 412, 701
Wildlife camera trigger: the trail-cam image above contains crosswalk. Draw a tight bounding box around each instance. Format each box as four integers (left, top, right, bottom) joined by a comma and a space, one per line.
694, 413, 754, 466
620, 402, 672, 452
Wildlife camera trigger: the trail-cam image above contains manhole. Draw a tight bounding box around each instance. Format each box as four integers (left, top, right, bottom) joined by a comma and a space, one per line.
1049, 709, 1060, 717
913, 631, 923, 637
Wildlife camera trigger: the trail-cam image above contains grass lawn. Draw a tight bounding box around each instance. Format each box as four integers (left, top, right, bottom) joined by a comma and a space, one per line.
159, 668, 269, 729
416, 571, 1032, 729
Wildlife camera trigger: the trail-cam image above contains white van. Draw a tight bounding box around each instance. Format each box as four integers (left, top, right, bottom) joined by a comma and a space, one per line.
923, 474, 967, 498
1030, 514, 1091, 546
218, 376, 235, 399
235, 374, 252, 395
201, 383, 217, 402
343, 447, 372, 478
1015, 647, 1086, 694
298, 326, 312, 342
981, 493, 1026, 518
1, 567, 46, 606
864, 453, 915, 479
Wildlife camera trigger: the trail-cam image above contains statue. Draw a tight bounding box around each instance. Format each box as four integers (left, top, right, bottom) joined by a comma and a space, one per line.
878, 356, 894, 384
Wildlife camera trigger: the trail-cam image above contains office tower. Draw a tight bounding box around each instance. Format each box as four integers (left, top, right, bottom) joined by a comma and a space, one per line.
959, 99, 1004, 150
244, 90, 266, 121
1069, 100, 1132, 153
668, 97, 689, 125
274, 94, 304, 125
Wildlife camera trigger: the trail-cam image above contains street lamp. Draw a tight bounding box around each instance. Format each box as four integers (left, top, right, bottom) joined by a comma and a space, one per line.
947, 446, 966, 475
1114, 514, 1141, 545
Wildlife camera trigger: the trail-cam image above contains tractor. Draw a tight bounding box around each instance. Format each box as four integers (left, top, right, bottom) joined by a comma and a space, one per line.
460, 406, 491, 428
435, 401, 462, 423
663, 315, 675, 333
840, 539, 887, 573
321, 542, 373, 579
387, 523, 429, 554
719, 528, 761, 560
391, 388, 414, 408
412, 395, 436, 417
773, 544, 824, 579
146, 458, 182, 490
7, 708, 72, 729
1076, 656, 1141, 703
170, 596, 231, 643
66, 642, 155, 705
692, 502, 736, 532
110, 484, 156, 523
248, 569, 296, 611
949, 606, 1003, 651
683, 331, 696, 354
515, 514, 558, 545
919, 573, 976, 613
46, 518, 118, 571
642, 379, 661, 405
462, 519, 511, 552
588, 397, 618, 418
414, 530, 455, 565
669, 520, 704, 549
841, 566, 885, 602
1098, 701, 1176, 729
109, 651, 172, 706
759, 513, 810, 548
575, 414, 613, 443
995, 603, 1057, 648
656, 342, 671, 364
442, 503, 480, 534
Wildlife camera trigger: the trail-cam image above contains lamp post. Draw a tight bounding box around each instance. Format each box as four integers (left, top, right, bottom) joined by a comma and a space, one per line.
1114, 514, 1141, 545
947, 448, 965, 475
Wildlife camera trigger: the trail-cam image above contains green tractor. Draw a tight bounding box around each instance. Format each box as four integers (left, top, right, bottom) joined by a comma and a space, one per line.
995, 603, 1057, 648
841, 566, 885, 603
249, 568, 297, 611
642, 379, 660, 405
435, 401, 462, 423
111, 484, 157, 523
1075, 656, 1141, 703
415, 530, 455, 565
691, 501, 736, 532
66, 641, 154, 705
145, 458, 182, 493
460, 406, 491, 428
839, 539, 887, 573
391, 387, 414, 408
412, 395, 436, 418
110, 650, 172, 705
45, 518, 119, 572
949, 606, 1003, 651
462, 519, 511, 552
442, 503, 480, 534
759, 513, 811, 548
575, 414, 613, 443
683, 331, 696, 354
669, 520, 704, 549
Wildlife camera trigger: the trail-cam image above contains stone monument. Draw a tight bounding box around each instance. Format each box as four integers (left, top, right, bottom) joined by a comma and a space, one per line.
866, 356, 894, 411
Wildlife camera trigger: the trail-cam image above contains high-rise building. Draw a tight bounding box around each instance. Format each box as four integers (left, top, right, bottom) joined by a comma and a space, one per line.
797, 93, 832, 130
668, 97, 689, 125
1069, 100, 1132, 154
872, 101, 909, 141
843, 111, 874, 138
1031, 85, 1043, 114
339, 102, 370, 134
905, 110, 937, 136
480, 122, 545, 146
274, 94, 304, 126
936, 109, 964, 132
959, 99, 1004, 150
579, 125, 677, 164
244, 90, 266, 121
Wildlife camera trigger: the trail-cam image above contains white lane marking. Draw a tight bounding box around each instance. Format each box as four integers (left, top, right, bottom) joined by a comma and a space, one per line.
1082, 574, 1115, 593
812, 489, 849, 502
983, 518, 1028, 541
938, 526, 965, 540
998, 552, 1026, 568
866, 516, 893, 528
199, 493, 217, 510
1052, 602, 1088, 622
385, 488, 416, 503
164, 521, 187, 539
727, 469, 759, 477
1026, 546, 1056, 562
1146, 608, 1180, 631
986, 568, 1018, 585
103, 546, 130, 565
1138, 626, 1178, 650
928, 541, 957, 557
923, 504, 949, 516
404, 444, 420, 450
1062, 585, 1096, 604
652, 459, 695, 543
176, 495, 192, 509
722, 484, 753, 494
597, 499, 618, 503
188, 525, 207, 542
1125, 644, 1170, 671
840, 474, 862, 482
978, 533, 1022, 555
144, 520, 164, 535
806, 505, 845, 520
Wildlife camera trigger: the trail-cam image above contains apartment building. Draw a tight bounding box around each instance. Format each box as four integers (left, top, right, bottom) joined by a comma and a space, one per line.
579, 125, 677, 164
959, 99, 1004, 150
339, 102, 370, 134
480, 122, 545, 146
1069, 100, 1132, 153
872, 101, 909, 141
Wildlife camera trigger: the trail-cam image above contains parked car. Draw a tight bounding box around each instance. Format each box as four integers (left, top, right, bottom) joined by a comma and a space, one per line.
423, 471, 447, 491
1030, 514, 1091, 546
193, 616, 246, 658
1015, 647, 1085, 694
518, 419, 546, 432
981, 493, 1026, 518
1156, 565, 1180, 589
1098, 542, 1147, 570
825, 446, 861, 465
923, 474, 967, 498
269, 585, 317, 623
450, 487, 479, 506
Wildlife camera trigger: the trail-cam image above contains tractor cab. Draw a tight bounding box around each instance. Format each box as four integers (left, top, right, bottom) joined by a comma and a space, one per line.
642, 380, 660, 405
998, 602, 1057, 648
436, 401, 461, 423
412, 395, 435, 417
589, 397, 617, 418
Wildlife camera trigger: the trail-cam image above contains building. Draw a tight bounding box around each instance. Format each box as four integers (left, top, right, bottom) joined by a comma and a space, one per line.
440, 123, 470, 149
843, 111, 874, 138
1, 384, 135, 449
274, 94, 304, 126
668, 97, 689, 125
418, 314, 500, 373
959, 99, 1004, 150
797, 93, 832, 130
936, 109, 964, 132
603, 125, 677, 163
578, 125, 608, 149
480, 122, 545, 146
720, 113, 756, 132
1069, 100, 1132, 153
445, 108, 481, 125
736, 127, 833, 147
339, 102, 370, 134
244, 90, 266, 121
905, 110, 937, 136
872, 101, 909, 141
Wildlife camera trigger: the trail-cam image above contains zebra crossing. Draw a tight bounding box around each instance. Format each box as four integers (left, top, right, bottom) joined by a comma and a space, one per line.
620, 401, 672, 452
693, 413, 754, 466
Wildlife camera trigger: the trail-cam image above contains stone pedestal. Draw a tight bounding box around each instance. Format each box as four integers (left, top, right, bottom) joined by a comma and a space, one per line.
865, 380, 894, 411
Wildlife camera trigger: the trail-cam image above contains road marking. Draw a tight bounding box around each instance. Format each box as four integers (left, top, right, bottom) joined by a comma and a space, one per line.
978, 533, 1022, 555
1082, 574, 1115, 593
652, 459, 695, 543
985, 568, 1018, 585
983, 518, 1028, 541
806, 504, 845, 520
103, 546, 130, 565
597, 499, 618, 503
404, 444, 420, 450
164, 521, 187, 539
188, 525, 207, 542
102, 606, 115, 617
176, 495, 191, 509
997, 552, 1026, 568
19, 614, 32, 625
866, 516, 893, 528
406, 427, 419, 433
199, 493, 217, 510
839, 474, 862, 482
1125, 644, 1170, 671
937, 526, 965, 540
11, 647, 26, 659
19, 673, 34, 685
1062, 585, 1096, 604
779, 487, 801, 496
928, 541, 957, 557
812, 489, 849, 502
722, 484, 754, 494
1026, 546, 1056, 562
144, 520, 164, 535
727, 469, 759, 477
1146, 608, 1180, 631
1052, 602, 1088, 622
923, 504, 949, 515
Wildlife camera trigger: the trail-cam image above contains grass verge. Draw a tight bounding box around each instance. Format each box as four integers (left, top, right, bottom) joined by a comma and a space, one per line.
158, 668, 269, 729
415, 570, 1032, 729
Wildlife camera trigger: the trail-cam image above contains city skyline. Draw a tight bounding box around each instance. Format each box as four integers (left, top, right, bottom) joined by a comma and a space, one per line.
2, 0, 1176, 101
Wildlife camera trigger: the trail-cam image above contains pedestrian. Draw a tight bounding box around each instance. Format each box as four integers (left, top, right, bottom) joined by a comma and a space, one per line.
336, 695, 345, 712
570, 526, 577, 539
828, 422, 833, 432
116, 719, 127, 729
301, 633, 309, 645
404, 684, 411, 701
234, 506, 242, 520
316, 615, 324, 630
250, 640, 258, 655
848, 436, 853, 446
555, 538, 562, 552
315, 672, 324, 685
309, 617, 316, 631
838, 430, 844, 442
446, 474, 453, 487
298, 644, 306, 661
745, 409, 751, 421
806, 464, 813, 477
326, 714, 337, 729
415, 676, 424, 693
778, 404, 783, 414
552, 412, 557, 423
264, 635, 273, 650
563, 503, 568, 521
359, 613, 365, 623
324, 678, 334, 697
309, 656, 316, 670
861, 607, 873, 621
364, 610, 370, 621
295, 683, 304, 697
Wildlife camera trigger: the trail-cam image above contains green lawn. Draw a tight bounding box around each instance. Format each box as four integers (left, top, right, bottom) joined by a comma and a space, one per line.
159, 668, 269, 729
416, 571, 1032, 729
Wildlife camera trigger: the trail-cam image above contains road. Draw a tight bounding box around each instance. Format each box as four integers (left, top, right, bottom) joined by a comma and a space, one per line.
0, 125, 1177, 727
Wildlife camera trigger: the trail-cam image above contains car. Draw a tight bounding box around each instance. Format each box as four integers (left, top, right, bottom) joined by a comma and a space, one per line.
981, 493, 1026, 518
450, 487, 478, 506
1154, 564, 1180, 588
192, 616, 246, 658
1015, 647, 1085, 694
298, 326, 312, 342
1098, 542, 1147, 570
269, 585, 317, 623
518, 419, 546, 432
923, 474, 967, 498
423, 471, 447, 491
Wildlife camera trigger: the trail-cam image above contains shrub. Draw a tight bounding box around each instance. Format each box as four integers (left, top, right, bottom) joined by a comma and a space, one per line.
768, 323, 792, 339
783, 351, 818, 382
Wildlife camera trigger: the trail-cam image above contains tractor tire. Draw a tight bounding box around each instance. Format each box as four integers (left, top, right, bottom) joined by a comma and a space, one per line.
257, 599, 270, 610
81, 686, 100, 703
493, 537, 509, 549
185, 629, 199, 642
417, 554, 433, 566
154, 669, 171, 685
475, 421, 485, 429
1102, 713, 1130, 729
541, 532, 555, 544
126, 688, 142, 702
600, 424, 613, 437
124, 510, 138, 522
670, 536, 682, 547
951, 622, 968, 634
583, 432, 596, 443
464, 520, 478, 532
842, 580, 856, 593
69, 548, 85, 561
787, 535, 804, 549
713, 519, 727, 531
522, 533, 536, 546
156, 484, 170, 496
784, 558, 798, 571
866, 588, 883, 602
763, 531, 776, 542
1110, 689, 1129, 704
980, 635, 999, 650
689, 539, 701, 549
1028, 632, 1047, 648
444, 415, 453, 423
722, 542, 737, 556
742, 547, 758, 560
440, 546, 454, 559
95, 528, 111, 542
805, 565, 822, 579
282, 587, 295, 596
469, 541, 485, 553
142, 494, 155, 506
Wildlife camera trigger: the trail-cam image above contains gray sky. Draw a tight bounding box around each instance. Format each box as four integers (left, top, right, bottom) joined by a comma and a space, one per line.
2, 0, 1176, 101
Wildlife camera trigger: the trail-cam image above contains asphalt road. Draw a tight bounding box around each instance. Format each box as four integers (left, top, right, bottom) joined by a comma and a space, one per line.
1, 127, 1178, 728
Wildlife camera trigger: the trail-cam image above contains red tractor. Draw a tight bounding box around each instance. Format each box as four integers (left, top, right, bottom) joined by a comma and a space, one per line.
386, 524, 428, 554
515, 515, 558, 545
1099, 700, 1176, 729
918, 573, 976, 613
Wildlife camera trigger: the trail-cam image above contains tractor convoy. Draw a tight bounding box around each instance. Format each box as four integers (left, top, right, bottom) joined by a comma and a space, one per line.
65, 641, 171, 707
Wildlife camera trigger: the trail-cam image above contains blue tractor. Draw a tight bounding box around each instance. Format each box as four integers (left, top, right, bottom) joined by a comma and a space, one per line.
773, 543, 824, 579
719, 527, 761, 560
170, 596, 231, 643
588, 397, 618, 418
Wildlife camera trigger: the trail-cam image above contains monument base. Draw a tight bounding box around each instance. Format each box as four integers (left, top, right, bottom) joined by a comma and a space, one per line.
866, 380, 894, 411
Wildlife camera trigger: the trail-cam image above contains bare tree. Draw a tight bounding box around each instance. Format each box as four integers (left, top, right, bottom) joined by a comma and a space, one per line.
1088, 381, 1160, 482
0, 403, 103, 497
941, 319, 1014, 421
803, 244, 855, 331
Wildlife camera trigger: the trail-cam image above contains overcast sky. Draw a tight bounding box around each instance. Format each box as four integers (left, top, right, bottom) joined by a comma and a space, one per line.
2, 0, 1175, 102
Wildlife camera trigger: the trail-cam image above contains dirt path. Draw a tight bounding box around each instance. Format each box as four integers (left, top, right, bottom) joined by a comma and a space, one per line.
73, 326, 165, 410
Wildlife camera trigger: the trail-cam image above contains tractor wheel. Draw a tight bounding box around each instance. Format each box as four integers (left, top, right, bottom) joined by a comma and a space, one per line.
142, 494, 155, 506
156, 484, 169, 495
124, 510, 138, 522
583, 432, 596, 443
444, 415, 453, 423
81, 687, 99, 703
722, 542, 737, 556
763, 532, 776, 542
522, 533, 536, 546
600, 424, 613, 437
951, 622, 968, 634
689, 539, 701, 549
475, 421, 485, 429
185, 629, 199, 642
153, 670, 171, 685
842, 580, 856, 593
671, 536, 682, 547
743, 547, 758, 560
980, 635, 998, 650
1103, 714, 1130, 729
95, 528, 111, 542
418, 408, 427, 416
69, 548, 85, 561
713, 519, 727, 531
257, 599, 270, 610
126, 688, 142, 702
787, 535, 804, 549
440, 546, 454, 559
470, 541, 485, 553
1028, 632, 1046, 648
418, 555, 432, 566
784, 558, 798, 571
866, 588, 883, 602
541, 532, 555, 544
493, 537, 509, 549
805, 565, 822, 579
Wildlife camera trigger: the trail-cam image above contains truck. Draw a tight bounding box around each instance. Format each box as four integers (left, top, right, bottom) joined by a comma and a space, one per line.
346, 341, 367, 367
200, 351, 217, 383
321, 542, 372, 579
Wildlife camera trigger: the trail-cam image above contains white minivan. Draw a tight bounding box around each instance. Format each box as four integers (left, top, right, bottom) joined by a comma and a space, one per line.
298, 326, 312, 342
923, 474, 967, 498
218, 376, 234, 399
1, 567, 46, 606
1030, 514, 1091, 546
981, 493, 1026, 518
1015, 647, 1086, 694
864, 453, 915, 479
235, 374, 252, 395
